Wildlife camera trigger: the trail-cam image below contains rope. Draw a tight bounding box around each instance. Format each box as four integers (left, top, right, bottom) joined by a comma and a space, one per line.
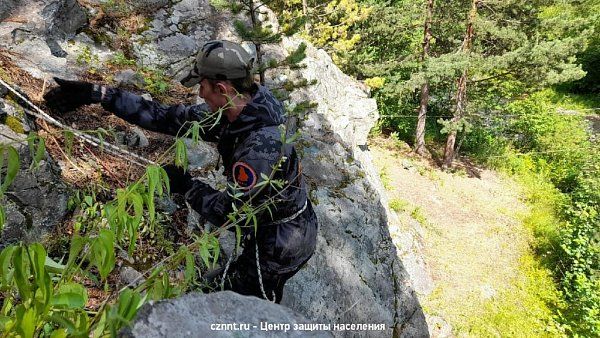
255, 239, 276, 302
0, 78, 156, 167
217, 233, 275, 302
220, 239, 236, 290
378, 109, 599, 119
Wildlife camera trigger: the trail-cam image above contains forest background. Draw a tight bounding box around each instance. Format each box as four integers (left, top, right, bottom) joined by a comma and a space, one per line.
268, 0, 599, 336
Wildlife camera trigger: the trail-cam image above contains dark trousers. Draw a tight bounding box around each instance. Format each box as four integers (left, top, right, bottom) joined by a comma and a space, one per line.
202, 246, 306, 304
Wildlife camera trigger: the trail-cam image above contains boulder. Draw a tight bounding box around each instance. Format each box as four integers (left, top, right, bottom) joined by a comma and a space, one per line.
283, 38, 378, 149
279, 115, 427, 337
0, 120, 70, 248
131, 0, 215, 77
0, 0, 88, 80
42, 0, 88, 40
114, 69, 146, 88
0, 0, 19, 22
121, 291, 333, 338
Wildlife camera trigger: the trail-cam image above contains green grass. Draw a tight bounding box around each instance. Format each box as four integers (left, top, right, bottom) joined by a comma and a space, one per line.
461, 253, 565, 337
389, 198, 408, 212
410, 206, 427, 226
541, 88, 600, 111
379, 166, 392, 190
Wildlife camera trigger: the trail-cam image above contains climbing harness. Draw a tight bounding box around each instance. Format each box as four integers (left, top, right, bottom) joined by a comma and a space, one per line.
0, 78, 156, 167
268, 200, 307, 225
219, 200, 307, 303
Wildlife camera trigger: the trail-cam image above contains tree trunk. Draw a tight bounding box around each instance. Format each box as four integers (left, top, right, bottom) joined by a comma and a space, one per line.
442, 0, 478, 169
248, 0, 265, 85
302, 0, 309, 31
414, 0, 434, 156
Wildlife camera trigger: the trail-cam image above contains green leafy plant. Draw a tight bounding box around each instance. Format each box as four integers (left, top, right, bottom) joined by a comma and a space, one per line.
76, 46, 101, 75
389, 198, 408, 212
0, 145, 19, 230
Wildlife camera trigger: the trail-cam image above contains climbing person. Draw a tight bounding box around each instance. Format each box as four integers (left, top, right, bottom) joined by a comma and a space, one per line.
43, 40, 318, 303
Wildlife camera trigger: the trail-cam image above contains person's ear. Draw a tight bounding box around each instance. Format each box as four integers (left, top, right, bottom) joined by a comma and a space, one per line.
216, 82, 228, 95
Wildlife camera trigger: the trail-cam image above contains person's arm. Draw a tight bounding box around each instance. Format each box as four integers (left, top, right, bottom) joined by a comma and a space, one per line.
101, 88, 222, 140
184, 154, 284, 228
43, 78, 223, 141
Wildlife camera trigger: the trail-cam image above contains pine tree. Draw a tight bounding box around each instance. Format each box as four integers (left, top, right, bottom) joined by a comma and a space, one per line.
414, 0, 434, 156
224, 0, 316, 121
228, 0, 305, 85
442, 0, 478, 169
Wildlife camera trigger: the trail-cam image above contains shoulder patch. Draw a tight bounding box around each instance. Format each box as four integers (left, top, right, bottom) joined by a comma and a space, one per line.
233, 161, 257, 190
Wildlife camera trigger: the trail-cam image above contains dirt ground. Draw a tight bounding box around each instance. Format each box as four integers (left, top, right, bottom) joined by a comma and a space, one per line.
369, 136, 551, 336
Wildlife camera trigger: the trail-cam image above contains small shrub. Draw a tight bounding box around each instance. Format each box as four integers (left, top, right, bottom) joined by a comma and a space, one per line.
379, 167, 392, 190
109, 52, 136, 67
411, 206, 428, 225
76, 45, 101, 74
389, 198, 408, 212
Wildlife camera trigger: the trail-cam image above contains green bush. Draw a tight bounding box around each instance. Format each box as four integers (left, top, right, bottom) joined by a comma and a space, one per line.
389, 198, 408, 212
491, 90, 600, 336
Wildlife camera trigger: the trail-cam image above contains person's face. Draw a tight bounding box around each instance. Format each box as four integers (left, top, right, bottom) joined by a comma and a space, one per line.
198, 79, 228, 113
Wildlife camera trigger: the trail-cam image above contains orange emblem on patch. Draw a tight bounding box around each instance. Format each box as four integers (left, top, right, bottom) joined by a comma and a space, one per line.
232, 161, 257, 190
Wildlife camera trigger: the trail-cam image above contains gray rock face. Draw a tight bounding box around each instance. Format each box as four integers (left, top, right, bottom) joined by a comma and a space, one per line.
281, 115, 427, 338
114, 69, 146, 88
42, 0, 87, 39
0, 0, 87, 80
0, 121, 70, 248
0, 0, 19, 22
121, 291, 333, 338
283, 38, 378, 149
129, 0, 170, 13
131, 0, 215, 77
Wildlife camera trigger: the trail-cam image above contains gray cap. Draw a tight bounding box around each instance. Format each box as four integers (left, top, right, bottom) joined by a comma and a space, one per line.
181, 40, 254, 87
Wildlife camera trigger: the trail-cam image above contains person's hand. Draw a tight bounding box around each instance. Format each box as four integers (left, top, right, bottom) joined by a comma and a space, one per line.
162, 164, 194, 195
43, 77, 102, 114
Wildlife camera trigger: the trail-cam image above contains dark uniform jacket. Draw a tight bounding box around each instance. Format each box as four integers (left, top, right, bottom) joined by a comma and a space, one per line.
100, 84, 318, 273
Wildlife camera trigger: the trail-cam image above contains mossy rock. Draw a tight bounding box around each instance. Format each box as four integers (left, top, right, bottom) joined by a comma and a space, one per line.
3, 115, 25, 134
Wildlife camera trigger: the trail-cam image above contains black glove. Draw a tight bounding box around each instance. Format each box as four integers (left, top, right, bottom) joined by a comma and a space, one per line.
162, 164, 194, 195
43, 77, 102, 114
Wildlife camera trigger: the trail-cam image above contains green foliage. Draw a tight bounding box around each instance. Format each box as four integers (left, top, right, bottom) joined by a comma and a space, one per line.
270, 0, 371, 68
283, 42, 307, 68
90, 229, 116, 281
174, 139, 188, 170
109, 52, 136, 68
141, 68, 170, 98
0, 145, 19, 195
0, 144, 19, 231
4, 115, 24, 134
485, 89, 600, 335
195, 233, 220, 270
545, 0, 600, 93
27, 132, 46, 170
0, 244, 90, 337
389, 198, 408, 212
506, 90, 592, 192
410, 206, 428, 226
234, 20, 281, 45
62, 130, 74, 158
378, 166, 391, 190
76, 46, 101, 75
100, 0, 131, 16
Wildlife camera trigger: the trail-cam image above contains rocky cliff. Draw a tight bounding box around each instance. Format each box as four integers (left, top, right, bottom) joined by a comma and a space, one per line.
0, 0, 428, 336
